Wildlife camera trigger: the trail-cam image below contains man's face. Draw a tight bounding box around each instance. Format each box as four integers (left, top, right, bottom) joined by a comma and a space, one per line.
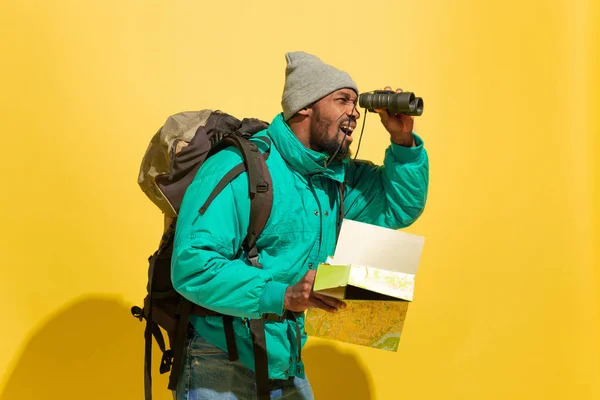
309, 89, 360, 161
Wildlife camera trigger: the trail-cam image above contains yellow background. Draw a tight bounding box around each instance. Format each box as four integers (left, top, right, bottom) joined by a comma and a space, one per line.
1, 1, 598, 399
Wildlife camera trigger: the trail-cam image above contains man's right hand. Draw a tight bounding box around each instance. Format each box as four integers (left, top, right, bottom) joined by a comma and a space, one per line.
283, 270, 346, 313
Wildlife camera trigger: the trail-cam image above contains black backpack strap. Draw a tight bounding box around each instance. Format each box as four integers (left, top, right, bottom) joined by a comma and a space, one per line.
143, 256, 157, 400
199, 137, 271, 217
139, 223, 177, 400
187, 306, 239, 363
244, 138, 273, 267
143, 318, 153, 400
198, 135, 273, 268
143, 252, 159, 399
149, 322, 170, 371
244, 139, 273, 398
223, 315, 239, 361
198, 164, 246, 215
194, 134, 274, 398
167, 299, 192, 391
250, 319, 270, 400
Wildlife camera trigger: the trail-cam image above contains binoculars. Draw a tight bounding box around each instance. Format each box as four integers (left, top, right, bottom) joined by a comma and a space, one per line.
358, 90, 424, 116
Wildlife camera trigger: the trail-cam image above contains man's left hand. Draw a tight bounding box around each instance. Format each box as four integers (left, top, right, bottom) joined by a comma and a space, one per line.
374, 86, 415, 147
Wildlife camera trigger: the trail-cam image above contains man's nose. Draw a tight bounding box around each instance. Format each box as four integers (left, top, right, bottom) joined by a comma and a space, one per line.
347, 105, 360, 119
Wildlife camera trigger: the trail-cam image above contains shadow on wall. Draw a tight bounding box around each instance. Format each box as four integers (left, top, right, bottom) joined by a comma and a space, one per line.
303, 342, 374, 400
1, 296, 172, 400
2, 296, 374, 400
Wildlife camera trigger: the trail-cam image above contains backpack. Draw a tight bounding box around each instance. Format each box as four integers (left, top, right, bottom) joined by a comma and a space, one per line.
131, 110, 280, 400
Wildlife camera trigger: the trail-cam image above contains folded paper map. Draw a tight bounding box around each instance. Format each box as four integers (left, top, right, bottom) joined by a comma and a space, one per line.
305, 219, 425, 351
305, 300, 409, 351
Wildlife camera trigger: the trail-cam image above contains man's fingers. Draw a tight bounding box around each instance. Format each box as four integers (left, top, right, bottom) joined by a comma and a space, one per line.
384, 86, 402, 93
313, 293, 346, 310
375, 108, 390, 124
310, 296, 337, 313
309, 296, 340, 313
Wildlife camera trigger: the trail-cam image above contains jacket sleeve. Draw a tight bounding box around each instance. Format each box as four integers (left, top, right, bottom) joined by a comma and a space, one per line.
171, 152, 287, 319
343, 133, 429, 229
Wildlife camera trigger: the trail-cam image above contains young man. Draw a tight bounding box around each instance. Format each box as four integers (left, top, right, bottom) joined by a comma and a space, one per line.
171, 51, 429, 399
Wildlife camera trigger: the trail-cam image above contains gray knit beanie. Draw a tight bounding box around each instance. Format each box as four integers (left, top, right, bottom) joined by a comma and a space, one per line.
281, 51, 358, 121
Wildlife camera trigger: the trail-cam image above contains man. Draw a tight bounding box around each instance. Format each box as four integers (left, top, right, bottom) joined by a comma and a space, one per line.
171, 51, 429, 399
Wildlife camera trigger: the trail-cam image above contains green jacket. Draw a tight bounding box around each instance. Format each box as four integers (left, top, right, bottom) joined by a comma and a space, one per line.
172, 113, 429, 379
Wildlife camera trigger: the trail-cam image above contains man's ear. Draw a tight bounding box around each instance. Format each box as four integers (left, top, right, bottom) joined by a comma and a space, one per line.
296, 106, 311, 117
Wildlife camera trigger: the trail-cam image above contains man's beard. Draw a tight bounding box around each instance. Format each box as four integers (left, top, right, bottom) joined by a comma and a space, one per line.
311, 106, 352, 161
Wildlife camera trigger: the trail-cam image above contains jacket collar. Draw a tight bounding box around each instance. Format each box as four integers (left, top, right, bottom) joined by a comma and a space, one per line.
266, 113, 346, 183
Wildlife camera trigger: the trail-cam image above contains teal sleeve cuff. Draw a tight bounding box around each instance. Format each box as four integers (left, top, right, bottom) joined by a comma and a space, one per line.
259, 281, 288, 316
389, 133, 425, 163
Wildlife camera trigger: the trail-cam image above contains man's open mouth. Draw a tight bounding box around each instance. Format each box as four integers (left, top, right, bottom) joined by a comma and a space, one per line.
340, 123, 355, 136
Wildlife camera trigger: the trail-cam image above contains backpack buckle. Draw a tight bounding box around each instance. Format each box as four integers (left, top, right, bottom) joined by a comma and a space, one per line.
263, 310, 298, 322
256, 180, 269, 193
131, 306, 144, 321
263, 313, 285, 322
160, 349, 173, 374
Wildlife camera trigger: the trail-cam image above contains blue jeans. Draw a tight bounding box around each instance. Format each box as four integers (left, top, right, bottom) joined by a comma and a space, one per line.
174, 331, 314, 400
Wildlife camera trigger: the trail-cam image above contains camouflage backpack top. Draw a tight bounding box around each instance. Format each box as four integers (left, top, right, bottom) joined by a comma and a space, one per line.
138, 109, 216, 218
